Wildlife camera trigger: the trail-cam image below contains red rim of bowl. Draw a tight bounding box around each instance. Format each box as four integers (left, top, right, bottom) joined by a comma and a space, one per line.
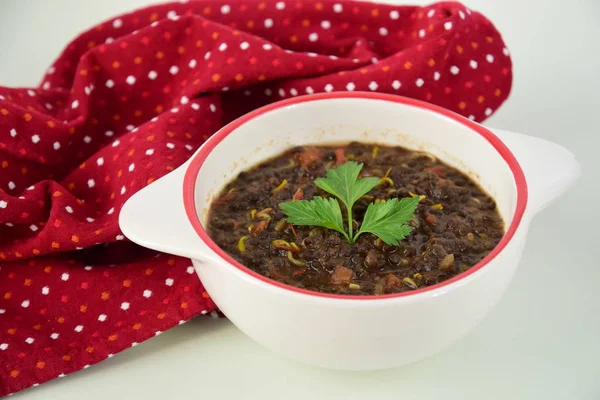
183, 92, 528, 300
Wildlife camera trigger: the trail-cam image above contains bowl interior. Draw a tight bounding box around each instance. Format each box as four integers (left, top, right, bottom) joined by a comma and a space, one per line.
194, 95, 518, 228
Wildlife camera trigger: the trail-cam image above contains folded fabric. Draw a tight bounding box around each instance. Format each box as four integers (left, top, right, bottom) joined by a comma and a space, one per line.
0, 0, 512, 395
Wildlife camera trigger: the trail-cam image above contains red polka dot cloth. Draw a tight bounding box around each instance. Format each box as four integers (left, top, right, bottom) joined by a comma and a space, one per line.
0, 0, 512, 395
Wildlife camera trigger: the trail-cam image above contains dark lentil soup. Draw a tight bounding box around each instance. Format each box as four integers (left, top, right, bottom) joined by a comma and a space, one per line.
207, 143, 504, 295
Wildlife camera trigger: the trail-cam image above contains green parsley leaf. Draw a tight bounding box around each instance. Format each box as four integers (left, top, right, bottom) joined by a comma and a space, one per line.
279, 160, 420, 246
354, 196, 421, 245
313, 161, 380, 238
279, 196, 349, 241
314, 161, 380, 209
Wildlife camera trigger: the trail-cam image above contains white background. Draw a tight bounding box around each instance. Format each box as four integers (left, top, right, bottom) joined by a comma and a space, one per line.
1, 0, 599, 399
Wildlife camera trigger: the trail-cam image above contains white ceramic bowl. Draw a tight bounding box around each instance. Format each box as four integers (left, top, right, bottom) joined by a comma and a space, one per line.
119, 93, 580, 371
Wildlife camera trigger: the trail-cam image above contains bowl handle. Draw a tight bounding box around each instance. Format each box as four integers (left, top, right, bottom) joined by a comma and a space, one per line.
119, 159, 218, 263
490, 128, 581, 216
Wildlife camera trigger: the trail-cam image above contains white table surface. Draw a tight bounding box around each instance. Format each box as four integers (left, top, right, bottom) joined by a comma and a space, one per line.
2, 0, 599, 398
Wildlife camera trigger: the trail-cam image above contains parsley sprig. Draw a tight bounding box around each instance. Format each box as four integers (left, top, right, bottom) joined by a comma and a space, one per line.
279, 161, 420, 245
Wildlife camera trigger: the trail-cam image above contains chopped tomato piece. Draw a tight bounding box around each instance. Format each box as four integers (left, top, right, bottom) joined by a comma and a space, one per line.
292, 188, 304, 201
425, 214, 437, 225
213, 191, 235, 205
330, 265, 354, 285
292, 268, 307, 277
435, 179, 453, 188
334, 148, 346, 165
251, 220, 269, 236
295, 147, 322, 170
384, 274, 401, 291
424, 166, 446, 178
271, 240, 301, 253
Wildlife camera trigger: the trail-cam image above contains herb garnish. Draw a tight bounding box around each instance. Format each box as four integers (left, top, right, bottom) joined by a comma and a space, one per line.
279, 161, 420, 245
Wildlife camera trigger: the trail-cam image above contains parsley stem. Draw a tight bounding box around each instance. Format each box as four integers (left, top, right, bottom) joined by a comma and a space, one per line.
342, 231, 351, 243
347, 205, 353, 243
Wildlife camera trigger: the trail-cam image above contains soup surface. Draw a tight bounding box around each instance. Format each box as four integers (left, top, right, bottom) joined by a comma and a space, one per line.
206, 143, 504, 295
